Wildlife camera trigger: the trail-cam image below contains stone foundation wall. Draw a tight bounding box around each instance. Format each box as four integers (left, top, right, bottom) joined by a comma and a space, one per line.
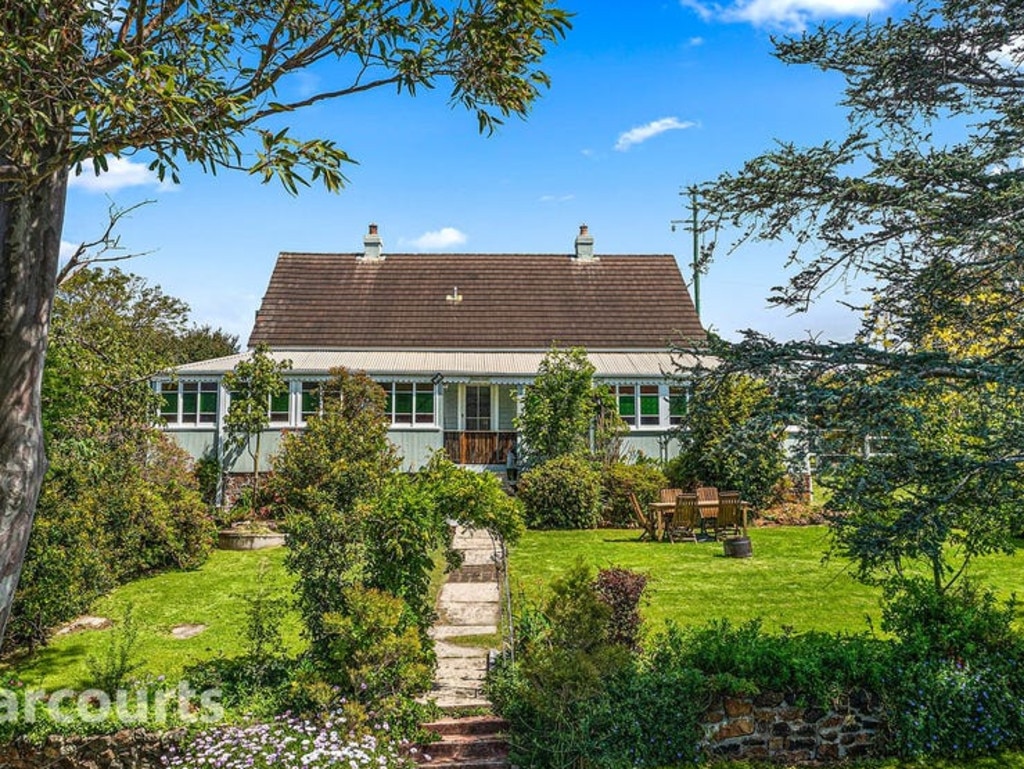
700, 689, 883, 763
0, 729, 182, 769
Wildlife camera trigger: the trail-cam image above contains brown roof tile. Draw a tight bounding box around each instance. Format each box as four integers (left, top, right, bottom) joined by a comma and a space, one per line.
247, 252, 705, 350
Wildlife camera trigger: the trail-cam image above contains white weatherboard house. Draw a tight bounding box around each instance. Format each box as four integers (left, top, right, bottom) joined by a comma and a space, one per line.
159, 225, 708, 476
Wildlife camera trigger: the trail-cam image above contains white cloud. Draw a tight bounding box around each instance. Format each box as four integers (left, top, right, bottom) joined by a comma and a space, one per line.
539, 194, 575, 203
688, 36, 705, 46
68, 156, 166, 193
680, 0, 892, 29
990, 35, 1024, 72
614, 117, 695, 151
59, 240, 80, 262
410, 227, 468, 250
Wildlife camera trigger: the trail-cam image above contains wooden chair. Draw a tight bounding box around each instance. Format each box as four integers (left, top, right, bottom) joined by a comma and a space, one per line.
629, 492, 658, 542
659, 487, 683, 504
715, 491, 749, 539
695, 486, 719, 535
664, 493, 699, 543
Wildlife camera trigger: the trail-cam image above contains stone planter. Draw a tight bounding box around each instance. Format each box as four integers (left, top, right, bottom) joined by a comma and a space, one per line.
217, 529, 286, 551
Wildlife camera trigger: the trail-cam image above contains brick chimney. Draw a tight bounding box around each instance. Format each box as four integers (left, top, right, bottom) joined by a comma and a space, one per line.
573, 223, 595, 261
361, 223, 384, 261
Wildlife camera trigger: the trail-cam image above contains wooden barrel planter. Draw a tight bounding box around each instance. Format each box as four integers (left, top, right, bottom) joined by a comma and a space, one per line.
723, 536, 753, 558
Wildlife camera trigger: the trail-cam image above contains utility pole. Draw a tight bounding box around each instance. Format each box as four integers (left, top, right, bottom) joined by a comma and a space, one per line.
671, 185, 702, 320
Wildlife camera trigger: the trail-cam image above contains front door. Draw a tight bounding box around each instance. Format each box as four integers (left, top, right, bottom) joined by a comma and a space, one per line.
465, 385, 492, 431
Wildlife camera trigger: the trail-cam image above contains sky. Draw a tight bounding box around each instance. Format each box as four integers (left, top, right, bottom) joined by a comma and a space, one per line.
60, 0, 902, 347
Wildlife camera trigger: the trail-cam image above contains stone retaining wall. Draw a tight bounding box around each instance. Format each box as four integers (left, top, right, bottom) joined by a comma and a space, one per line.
0, 728, 182, 769
0, 692, 884, 767
701, 689, 883, 763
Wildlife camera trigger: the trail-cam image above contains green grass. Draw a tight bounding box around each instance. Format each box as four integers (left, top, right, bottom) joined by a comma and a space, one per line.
3, 548, 304, 691
508, 526, 1024, 634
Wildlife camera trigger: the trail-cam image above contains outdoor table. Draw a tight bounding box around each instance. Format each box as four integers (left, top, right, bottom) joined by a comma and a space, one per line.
648, 501, 676, 542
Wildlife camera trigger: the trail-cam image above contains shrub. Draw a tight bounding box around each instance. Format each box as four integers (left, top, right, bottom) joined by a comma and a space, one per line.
518, 455, 601, 529
879, 578, 1024, 758
7, 435, 214, 651
649, 619, 889, 704
600, 462, 666, 526
882, 578, 1019, 662
319, 586, 434, 701
489, 561, 703, 768
85, 603, 142, 692
594, 566, 648, 651
884, 656, 1024, 758
420, 452, 525, 545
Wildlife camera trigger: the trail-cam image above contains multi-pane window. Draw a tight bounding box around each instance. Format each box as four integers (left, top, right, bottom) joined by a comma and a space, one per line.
465, 385, 491, 431
384, 382, 436, 426
668, 386, 687, 426
301, 381, 322, 421
269, 390, 290, 424
615, 385, 660, 427
160, 381, 218, 425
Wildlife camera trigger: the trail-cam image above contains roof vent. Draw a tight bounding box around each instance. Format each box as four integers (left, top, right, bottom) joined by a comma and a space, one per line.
446, 286, 462, 304
574, 223, 595, 261
361, 223, 384, 261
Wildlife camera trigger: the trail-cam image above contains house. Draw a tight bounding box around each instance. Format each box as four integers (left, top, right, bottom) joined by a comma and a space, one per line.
159, 224, 708, 478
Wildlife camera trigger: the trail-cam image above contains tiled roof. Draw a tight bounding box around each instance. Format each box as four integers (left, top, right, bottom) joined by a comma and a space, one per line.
247, 252, 704, 350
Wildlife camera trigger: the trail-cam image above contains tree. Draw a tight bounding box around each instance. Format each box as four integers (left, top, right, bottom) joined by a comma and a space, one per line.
222, 343, 292, 513
515, 345, 624, 464
173, 325, 240, 365
0, 0, 570, 643
273, 368, 400, 648
692, 0, 1024, 591
666, 372, 787, 510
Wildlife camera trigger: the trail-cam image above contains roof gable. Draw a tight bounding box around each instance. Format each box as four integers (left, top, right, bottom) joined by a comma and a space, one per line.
248, 252, 705, 350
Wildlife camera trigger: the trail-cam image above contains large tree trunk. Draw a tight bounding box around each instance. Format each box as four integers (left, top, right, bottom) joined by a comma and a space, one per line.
0, 169, 67, 648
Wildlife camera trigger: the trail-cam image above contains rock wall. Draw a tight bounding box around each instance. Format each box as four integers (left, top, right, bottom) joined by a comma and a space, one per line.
0, 729, 182, 769
700, 689, 882, 763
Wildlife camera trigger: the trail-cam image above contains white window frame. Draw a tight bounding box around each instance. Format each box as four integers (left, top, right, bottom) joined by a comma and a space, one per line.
158, 379, 220, 427
383, 381, 438, 428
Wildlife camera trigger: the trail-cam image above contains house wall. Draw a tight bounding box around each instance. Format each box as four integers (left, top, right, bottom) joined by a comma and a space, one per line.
164, 429, 218, 463
390, 428, 445, 470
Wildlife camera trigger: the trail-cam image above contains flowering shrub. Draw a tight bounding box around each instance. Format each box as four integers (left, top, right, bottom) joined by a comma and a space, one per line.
885, 656, 1024, 758
164, 709, 412, 768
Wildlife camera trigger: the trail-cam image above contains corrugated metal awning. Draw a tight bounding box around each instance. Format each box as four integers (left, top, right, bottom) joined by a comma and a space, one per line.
168, 349, 714, 381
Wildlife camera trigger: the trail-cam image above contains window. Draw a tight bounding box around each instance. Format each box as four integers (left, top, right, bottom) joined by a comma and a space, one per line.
615, 385, 663, 428
465, 385, 491, 431
668, 386, 687, 425
639, 385, 660, 426
384, 382, 435, 426
301, 381, 322, 421
159, 381, 218, 425
269, 390, 290, 424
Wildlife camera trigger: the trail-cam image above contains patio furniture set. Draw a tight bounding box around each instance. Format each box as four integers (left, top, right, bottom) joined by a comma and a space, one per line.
630, 487, 750, 544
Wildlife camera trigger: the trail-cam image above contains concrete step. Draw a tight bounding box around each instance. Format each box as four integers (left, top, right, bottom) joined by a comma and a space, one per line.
422, 716, 509, 737
416, 716, 510, 768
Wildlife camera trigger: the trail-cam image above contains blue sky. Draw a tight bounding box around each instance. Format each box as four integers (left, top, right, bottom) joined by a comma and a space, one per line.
61, 0, 898, 346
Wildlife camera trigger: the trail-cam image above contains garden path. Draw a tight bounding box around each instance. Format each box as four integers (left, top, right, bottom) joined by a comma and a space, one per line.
427, 526, 502, 710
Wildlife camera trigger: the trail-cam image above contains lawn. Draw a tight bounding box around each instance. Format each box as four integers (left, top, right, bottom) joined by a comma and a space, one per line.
3, 548, 304, 691
508, 525, 1024, 635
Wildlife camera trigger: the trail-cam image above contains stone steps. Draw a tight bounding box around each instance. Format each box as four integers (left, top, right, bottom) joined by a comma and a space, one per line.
415, 716, 509, 769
